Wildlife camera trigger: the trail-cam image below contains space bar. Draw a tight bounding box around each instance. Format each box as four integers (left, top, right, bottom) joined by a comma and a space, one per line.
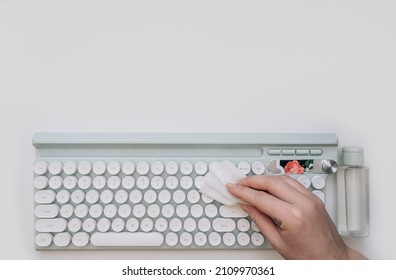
91, 232, 164, 247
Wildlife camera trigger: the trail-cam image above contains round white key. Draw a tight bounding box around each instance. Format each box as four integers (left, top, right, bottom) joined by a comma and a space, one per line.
169, 218, 182, 232
83, 218, 96, 233
155, 218, 168, 232
140, 218, 154, 232
165, 161, 178, 175
49, 176, 62, 190
180, 176, 193, 189
136, 161, 150, 175
198, 218, 211, 232
151, 176, 164, 189
35, 204, 59, 218
129, 189, 143, 203
208, 232, 221, 246
223, 232, 236, 246
133, 204, 146, 218
158, 190, 171, 204
312, 190, 325, 203
34, 176, 48, 189
176, 204, 189, 218
115, 189, 128, 204
173, 190, 186, 204
251, 232, 265, 246
237, 161, 251, 175
205, 204, 218, 218
126, 218, 139, 232
107, 161, 121, 175
194, 176, 205, 189
74, 204, 88, 218
190, 204, 203, 218
311, 175, 326, 189
34, 160, 48, 175
48, 161, 62, 175
107, 176, 121, 189
252, 161, 265, 175
100, 189, 114, 204
63, 176, 77, 189
56, 189, 70, 204
165, 232, 178, 246
68, 218, 82, 232
122, 161, 135, 175
194, 161, 208, 175
194, 232, 207, 246
180, 232, 193, 246
162, 204, 175, 218
162, 176, 177, 190
53, 232, 71, 247
297, 175, 311, 188
136, 176, 150, 189
35, 190, 56, 204
72, 232, 90, 247
63, 161, 77, 175
151, 161, 164, 175
60, 204, 74, 218
187, 190, 200, 204
147, 204, 160, 218
78, 176, 92, 189
118, 204, 132, 218
183, 218, 197, 232
180, 161, 193, 175
78, 161, 91, 175
237, 232, 250, 246
71, 190, 85, 204
237, 218, 250, 232
35, 233, 52, 247
122, 176, 135, 189
104, 204, 117, 218
89, 204, 103, 218
92, 161, 106, 175
97, 218, 111, 232
93, 176, 106, 189
144, 189, 157, 204
86, 189, 99, 204
112, 218, 125, 232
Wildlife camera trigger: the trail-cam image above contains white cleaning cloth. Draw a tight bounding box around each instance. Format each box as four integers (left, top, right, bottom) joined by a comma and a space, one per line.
197, 160, 246, 206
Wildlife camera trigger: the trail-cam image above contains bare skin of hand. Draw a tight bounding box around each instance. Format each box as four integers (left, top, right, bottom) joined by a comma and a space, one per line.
227, 175, 367, 260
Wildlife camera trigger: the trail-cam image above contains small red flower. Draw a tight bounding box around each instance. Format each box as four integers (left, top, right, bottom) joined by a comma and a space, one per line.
284, 160, 304, 174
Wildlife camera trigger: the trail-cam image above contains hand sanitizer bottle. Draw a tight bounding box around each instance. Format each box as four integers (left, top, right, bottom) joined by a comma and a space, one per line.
337, 147, 369, 237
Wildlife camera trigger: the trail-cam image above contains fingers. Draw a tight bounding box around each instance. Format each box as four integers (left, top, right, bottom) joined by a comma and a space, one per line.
227, 183, 291, 222
237, 175, 310, 204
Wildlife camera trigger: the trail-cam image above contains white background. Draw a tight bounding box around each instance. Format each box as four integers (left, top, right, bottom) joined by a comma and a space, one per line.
0, 0, 395, 259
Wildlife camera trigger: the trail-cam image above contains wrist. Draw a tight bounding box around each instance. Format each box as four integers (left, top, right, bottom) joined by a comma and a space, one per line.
346, 247, 367, 260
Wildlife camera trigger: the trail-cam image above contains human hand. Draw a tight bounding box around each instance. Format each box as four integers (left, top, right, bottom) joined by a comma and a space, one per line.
226, 175, 366, 260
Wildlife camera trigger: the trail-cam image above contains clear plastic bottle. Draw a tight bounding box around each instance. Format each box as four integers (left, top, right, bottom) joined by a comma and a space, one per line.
337, 146, 369, 237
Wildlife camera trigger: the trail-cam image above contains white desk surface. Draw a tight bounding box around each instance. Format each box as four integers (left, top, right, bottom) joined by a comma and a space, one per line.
1, 1, 395, 260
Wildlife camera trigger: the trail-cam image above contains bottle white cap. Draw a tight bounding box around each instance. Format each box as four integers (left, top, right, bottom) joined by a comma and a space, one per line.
342, 146, 364, 166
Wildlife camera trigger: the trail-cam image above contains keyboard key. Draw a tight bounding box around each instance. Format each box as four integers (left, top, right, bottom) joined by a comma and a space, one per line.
77, 161, 91, 175
169, 218, 182, 232
48, 161, 62, 175
212, 218, 236, 232
297, 175, 311, 188
35, 233, 52, 247
60, 204, 74, 218
136, 161, 150, 175
237, 232, 250, 246
194, 161, 208, 175
78, 176, 92, 189
53, 232, 71, 247
165, 161, 178, 175
223, 232, 236, 246
107, 161, 121, 175
107, 176, 121, 189
35, 190, 56, 204
63, 176, 77, 190
312, 175, 325, 189
140, 218, 154, 232
126, 218, 139, 232
165, 176, 178, 189
208, 232, 221, 246
92, 176, 106, 189
122, 176, 135, 189
63, 161, 77, 175
112, 218, 125, 232
35, 218, 67, 233
97, 218, 111, 232
180, 232, 193, 246
219, 205, 248, 218
147, 204, 160, 218
251, 232, 265, 246
151, 176, 164, 189
35, 204, 59, 218
34, 176, 48, 189
136, 176, 150, 189
237, 161, 251, 175
71, 190, 85, 204
72, 232, 90, 247
34, 160, 48, 175
49, 176, 62, 190
122, 161, 135, 175
180, 161, 193, 175
151, 161, 164, 175
194, 232, 207, 246
92, 161, 106, 175
251, 161, 265, 175
165, 232, 178, 246
118, 204, 132, 218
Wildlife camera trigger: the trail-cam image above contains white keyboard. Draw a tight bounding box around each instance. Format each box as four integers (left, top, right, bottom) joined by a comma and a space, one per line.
32, 133, 338, 250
